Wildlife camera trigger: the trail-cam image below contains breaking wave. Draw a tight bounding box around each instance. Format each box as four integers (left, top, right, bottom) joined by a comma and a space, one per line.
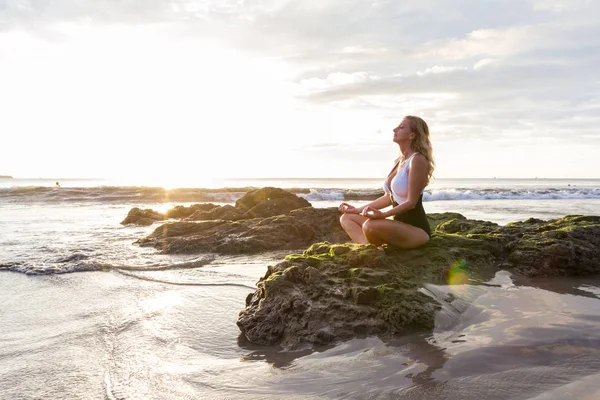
1, 185, 599, 204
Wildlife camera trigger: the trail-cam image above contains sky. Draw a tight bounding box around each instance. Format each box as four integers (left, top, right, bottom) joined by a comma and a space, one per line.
1, 0, 599, 184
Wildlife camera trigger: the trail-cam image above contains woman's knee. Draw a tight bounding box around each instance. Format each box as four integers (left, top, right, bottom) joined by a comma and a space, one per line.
340, 213, 358, 231
340, 213, 351, 227
362, 219, 385, 245
362, 219, 380, 236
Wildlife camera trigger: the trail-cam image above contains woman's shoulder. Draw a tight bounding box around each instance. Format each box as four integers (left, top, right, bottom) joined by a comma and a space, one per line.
412, 152, 427, 163
410, 153, 428, 169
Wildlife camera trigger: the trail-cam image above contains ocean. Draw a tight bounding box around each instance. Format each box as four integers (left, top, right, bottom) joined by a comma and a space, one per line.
1, 177, 600, 399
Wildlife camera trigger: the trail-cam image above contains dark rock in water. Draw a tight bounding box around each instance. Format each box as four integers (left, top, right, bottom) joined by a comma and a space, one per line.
237, 214, 600, 350
121, 203, 220, 225
235, 187, 312, 218
121, 187, 310, 225
433, 215, 600, 277
166, 203, 219, 219
120, 207, 166, 226
187, 204, 246, 221
137, 207, 349, 254
503, 215, 600, 277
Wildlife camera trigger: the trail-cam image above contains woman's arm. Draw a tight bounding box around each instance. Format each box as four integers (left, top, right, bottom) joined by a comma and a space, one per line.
340, 194, 392, 214
364, 194, 393, 211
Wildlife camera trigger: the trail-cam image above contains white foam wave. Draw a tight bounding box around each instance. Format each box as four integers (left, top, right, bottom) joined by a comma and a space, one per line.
0, 262, 101, 275
300, 189, 346, 201
295, 187, 600, 202
424, 188, 600, 202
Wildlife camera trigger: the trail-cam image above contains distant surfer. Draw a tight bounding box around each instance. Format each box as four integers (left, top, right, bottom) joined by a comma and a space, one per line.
339, 116, 434, 249
55, 181, 61, 188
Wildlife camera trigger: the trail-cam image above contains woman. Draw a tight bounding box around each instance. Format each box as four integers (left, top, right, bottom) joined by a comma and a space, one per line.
339, 115, 434, 249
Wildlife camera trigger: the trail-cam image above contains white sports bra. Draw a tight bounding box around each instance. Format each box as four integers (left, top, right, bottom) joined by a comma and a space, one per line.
383, 152, 421, 204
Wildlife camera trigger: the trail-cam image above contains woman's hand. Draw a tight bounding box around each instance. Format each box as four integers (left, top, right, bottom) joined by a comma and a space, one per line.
339, 202, 360, 214
360, 206, 386, 219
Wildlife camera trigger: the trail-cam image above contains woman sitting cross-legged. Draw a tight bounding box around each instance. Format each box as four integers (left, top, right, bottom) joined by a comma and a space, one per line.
339, 115, 434, 249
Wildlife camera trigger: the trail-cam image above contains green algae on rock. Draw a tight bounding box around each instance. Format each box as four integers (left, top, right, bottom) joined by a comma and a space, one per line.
503, 215, 600, 276
237, 236, 502, 350
237, 214, 600, 350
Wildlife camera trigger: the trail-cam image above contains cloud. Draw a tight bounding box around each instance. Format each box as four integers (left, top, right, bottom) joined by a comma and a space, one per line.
416, 65, 468, 76
474, 58, 496, 70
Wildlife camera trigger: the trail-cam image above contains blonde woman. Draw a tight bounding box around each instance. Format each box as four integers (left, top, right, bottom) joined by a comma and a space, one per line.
339, 116, 434, 249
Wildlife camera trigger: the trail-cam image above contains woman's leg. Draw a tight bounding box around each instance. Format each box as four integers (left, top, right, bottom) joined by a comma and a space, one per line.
339, 213, 370, 244
362, 219, 429, 249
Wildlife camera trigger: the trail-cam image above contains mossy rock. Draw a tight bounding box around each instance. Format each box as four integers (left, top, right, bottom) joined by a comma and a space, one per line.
238, 214, 600, 350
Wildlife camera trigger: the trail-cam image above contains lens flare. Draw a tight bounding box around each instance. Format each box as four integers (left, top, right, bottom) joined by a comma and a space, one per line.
448, 259, 469, 285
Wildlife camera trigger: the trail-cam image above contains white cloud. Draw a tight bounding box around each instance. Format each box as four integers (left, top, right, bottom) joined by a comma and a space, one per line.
473, 58, 495, 70
416, 65, 467, 76
340, 45, 388, 55
416, 25, 559, 60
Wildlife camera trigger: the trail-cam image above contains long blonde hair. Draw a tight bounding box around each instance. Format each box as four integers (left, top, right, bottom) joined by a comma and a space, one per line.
405, 115, 435, 185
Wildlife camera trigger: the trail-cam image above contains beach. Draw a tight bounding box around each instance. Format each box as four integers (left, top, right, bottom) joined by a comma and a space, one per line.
2, 178, 600, 399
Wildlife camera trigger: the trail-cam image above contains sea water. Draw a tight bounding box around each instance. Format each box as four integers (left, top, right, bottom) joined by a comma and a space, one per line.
1, 178, 600, 399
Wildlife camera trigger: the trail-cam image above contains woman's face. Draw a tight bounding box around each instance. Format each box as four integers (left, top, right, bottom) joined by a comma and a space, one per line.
393, 119, 414, 143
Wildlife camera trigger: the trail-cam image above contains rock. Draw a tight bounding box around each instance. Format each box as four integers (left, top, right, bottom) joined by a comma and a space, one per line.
137, 207, 350, 254
427, 212, 466, 229
435, 215, 600, 277
139, 208, 463, 254
235, 187, 312, 218
236, 240, 488, 349
120, 207, 166, 225
504, 215, 600, 276
187, 204, 246, 221
121, 203, 220, 225
166, 203, 219, 219
137, 209, 468, 254
122, 187, 311, 225
237, 214, 600, 350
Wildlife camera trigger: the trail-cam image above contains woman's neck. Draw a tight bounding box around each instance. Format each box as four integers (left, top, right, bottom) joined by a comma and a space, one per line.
398, 143, 415, 160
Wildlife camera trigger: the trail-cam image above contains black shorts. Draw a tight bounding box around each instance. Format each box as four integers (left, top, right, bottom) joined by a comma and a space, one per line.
392, 195, 431, 237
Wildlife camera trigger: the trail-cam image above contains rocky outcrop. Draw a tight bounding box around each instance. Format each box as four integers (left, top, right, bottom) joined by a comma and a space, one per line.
137, 207, 349, 254
434, 215, 600, 277
188, 204, 246, 221
237, 214, 600, 350
167, 203, 219, 219
503, 216, 600, 276
120, 207, 166, 226
121, 187, 311, 225
234, 187, 311, 218
120, 203, 219, 225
